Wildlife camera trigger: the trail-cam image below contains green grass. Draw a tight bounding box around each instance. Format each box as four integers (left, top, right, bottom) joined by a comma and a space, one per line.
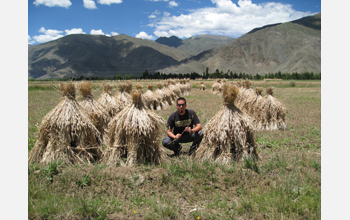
28, 85, 57, 91
28, 80, 321, 219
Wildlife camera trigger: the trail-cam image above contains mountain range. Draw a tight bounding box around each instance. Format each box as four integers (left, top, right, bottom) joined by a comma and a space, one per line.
28, 13, 320, 79
156, 35, 235, 55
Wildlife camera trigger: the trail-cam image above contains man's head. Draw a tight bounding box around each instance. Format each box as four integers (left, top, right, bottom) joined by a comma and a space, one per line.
176, 97, 187, 115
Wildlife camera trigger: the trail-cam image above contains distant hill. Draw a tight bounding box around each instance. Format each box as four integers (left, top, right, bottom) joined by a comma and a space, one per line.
28, 34, 190, 79
158, 13, 321, 75
155, 34, 235, 55
28, 13, 320, 79
156, 36, 183, 48
28, 33, 234, 79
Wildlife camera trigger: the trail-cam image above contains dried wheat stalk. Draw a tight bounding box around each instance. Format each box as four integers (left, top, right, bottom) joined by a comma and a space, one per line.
102, 90, 168, 166
97, 83, 119, 117
194, 84, 259, 164
114, 83, 132, 112
29, 83, 102, 165
78, 81, 111, 146
255, 87, 288, 130
198, 82, 206, 91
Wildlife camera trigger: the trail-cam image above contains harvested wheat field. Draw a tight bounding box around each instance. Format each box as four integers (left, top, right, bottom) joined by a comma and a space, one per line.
28, 79, 321, 219
28, 83, 102, 165
194, 84, 259, 164
102, 90, 168, 167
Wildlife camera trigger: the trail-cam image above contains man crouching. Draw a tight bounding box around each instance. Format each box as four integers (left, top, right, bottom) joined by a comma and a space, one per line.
162, 97, 203, 156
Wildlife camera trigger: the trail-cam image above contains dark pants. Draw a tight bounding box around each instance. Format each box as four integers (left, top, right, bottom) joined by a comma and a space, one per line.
162, 130, 203, 152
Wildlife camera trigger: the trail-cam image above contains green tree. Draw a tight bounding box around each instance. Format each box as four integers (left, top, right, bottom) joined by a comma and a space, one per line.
115, 73, 123, 80
124, 74, 133, 80
142, 70, 149, 79
205, 67, 209, 79
255, 73, 261, 80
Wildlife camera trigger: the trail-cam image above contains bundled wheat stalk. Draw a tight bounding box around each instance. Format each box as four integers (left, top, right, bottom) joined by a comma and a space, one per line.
246, 87, 264, 116
186, 79, 192, 93
256, 87, 288, 130
198, 82, 206, 91
235, 81, 242, 87
235, 80, 255, 110
177, 79, 185, 96
162, 82, 177, 105
78, 81, 111, 145
178, 79, 191, 96
125, 82, 133, 94
154, 83, 169, 108
114, 83, 132, 112
194, 84, 259, 164
142, 85, 164, 110
97, 83, 119, 117
212, 79, 227, 95
102, 90, 168, 166
168, 79, 182, 97
135, 84, 143, 92
29, 83, 102, 165
183, 79, 192, 95
211, 79, 222, 94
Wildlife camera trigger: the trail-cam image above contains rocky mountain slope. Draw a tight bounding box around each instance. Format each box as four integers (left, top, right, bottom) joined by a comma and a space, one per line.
158, 13, 321, 75
28, 34, 190, 79
156, 35, 235, 55
28, 13, 320, 79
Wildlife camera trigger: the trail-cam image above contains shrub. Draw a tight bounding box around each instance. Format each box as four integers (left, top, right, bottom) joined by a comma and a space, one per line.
289, 80, 296, 87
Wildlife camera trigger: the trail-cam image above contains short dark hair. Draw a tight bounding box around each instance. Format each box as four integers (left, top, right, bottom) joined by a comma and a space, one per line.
176, 97, 186, 105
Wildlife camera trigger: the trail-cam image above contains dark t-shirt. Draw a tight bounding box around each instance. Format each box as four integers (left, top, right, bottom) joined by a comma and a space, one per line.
167, 109, 200, 135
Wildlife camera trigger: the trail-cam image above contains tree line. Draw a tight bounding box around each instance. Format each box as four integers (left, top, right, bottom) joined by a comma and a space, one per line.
142, 69, 321, 80
29, 69, 321, 81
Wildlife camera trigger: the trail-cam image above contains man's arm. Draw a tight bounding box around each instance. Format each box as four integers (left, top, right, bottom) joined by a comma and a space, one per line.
184, 123, 202, 134
167, 128, 182, 139
192, 123, 202, 133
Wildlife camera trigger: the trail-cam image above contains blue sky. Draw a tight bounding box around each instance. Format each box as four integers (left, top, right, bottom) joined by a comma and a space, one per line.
28, 0, 321, 45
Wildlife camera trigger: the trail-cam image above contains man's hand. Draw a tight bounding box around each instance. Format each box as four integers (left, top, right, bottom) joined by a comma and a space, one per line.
175, 133, 182, 139
184, 126, 192, 134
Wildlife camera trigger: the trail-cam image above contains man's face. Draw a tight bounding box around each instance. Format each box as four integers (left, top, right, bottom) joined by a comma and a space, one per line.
176, 100, 186, 115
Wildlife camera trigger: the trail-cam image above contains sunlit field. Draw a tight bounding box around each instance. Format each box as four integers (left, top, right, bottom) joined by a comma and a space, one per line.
28, 79, 321, 219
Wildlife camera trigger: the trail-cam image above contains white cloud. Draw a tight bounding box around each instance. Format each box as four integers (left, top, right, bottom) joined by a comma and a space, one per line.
28, 35, 36, 45
97, 0, 123, 5
33, 0, 72, 8
32, 27, 64, 43
90, 29, 105, 35
83, 0, 97, 9
90, 29, 112, 36
136, 31, 155, 40
65, 28, 86, 35
111, 31, 119, 36
168, 1, 178, 7
151, 0, 313, 38
148, 10, 161, 19
29, 27, 112, 44
38, 27, 61, 35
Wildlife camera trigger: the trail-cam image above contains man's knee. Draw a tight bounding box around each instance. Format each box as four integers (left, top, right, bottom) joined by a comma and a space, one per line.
162, 136, 172, 147
193, 130, 203, 144
198, 130, 203, 136
162, 138, 167, 147
197, 130, 203, 139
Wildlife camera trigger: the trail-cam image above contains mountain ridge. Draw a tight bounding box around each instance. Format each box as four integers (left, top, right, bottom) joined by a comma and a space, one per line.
157, 13, 321, 75
155, 34, 235, 55
28, 13, 320, 79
